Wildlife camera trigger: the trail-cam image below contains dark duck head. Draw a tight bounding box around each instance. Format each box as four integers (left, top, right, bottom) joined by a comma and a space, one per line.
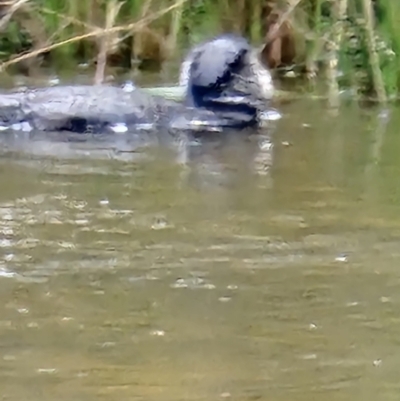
179, 34, 274, 128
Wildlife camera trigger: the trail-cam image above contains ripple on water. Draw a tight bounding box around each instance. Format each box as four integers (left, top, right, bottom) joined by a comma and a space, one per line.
0, 102, 400, 400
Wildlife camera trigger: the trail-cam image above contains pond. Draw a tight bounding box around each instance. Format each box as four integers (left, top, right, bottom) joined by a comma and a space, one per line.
0, 89, 399, 401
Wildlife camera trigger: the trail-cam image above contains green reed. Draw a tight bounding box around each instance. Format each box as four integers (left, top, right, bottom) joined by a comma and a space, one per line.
0, 0, 400, 101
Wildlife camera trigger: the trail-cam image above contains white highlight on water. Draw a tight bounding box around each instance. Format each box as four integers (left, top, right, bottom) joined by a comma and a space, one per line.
109, 123, 128, 133
121, 81, 136, 93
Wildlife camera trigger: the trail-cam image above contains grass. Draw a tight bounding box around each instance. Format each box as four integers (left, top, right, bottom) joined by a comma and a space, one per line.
0, 0, 399, 103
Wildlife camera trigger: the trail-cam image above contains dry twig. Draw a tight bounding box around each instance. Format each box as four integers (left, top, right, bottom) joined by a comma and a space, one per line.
0, 0, 28, 31
0, 0, 186, 72
94, 0, 123, 84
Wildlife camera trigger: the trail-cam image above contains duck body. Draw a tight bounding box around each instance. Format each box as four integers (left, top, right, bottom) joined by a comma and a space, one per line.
0, 34, 274, 134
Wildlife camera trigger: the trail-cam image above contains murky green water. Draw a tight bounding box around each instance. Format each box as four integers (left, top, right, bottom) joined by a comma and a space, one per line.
1, 98, 400, 401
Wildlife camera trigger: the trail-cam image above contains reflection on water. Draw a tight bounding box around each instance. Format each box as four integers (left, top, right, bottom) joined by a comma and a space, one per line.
1, 99, 400, 401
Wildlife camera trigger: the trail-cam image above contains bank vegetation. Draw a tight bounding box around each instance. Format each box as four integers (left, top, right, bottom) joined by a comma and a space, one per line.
0, 0, 398, 104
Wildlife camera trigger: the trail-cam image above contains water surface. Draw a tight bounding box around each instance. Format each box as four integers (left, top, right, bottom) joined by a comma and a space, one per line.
0, 99, 399, 401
